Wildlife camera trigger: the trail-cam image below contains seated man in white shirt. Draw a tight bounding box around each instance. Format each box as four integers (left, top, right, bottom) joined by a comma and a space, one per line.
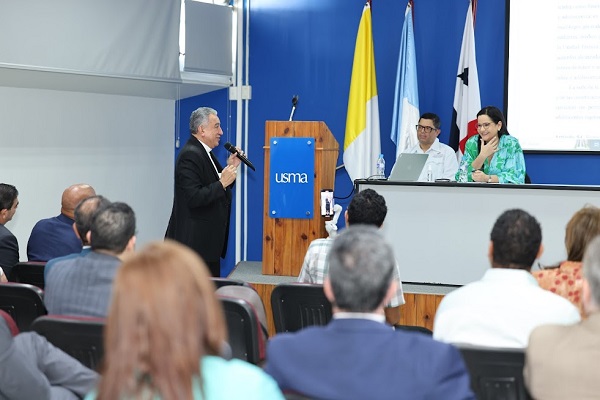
433, 209, 581, 348
297, 189, 404, 325
405, 112, 458, 182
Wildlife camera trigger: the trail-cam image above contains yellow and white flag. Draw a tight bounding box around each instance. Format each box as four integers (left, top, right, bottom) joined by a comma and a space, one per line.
343, 2, 381, 183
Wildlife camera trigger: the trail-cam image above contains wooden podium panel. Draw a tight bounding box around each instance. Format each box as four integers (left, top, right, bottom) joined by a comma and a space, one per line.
263, 121, 339, 276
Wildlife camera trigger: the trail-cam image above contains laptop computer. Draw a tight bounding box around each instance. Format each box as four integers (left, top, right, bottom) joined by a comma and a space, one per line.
388, 153, 429, 182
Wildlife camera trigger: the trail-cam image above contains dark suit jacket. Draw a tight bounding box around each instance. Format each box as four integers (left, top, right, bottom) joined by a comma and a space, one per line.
0, 224, 19, 277
165, 137, 232, 263
27, 213, 82, 262
265, 318, 474, 400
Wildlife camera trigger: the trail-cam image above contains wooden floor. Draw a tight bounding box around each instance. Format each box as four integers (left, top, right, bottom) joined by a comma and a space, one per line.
253, 283, 444, 336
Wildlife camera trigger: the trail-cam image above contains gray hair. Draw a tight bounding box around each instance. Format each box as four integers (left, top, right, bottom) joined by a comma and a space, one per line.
91, 202, 136, 254
583, 235, 600, 307
74, 195, 111, 245
327, 225, 395, 312
189, 107, 217, 135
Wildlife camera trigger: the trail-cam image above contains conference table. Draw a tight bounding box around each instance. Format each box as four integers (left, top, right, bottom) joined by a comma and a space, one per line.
355, 180, 600, 285
231, 180, 600, 334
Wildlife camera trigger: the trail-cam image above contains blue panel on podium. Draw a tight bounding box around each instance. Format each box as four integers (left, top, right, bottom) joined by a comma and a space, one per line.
269, 137, 315, 219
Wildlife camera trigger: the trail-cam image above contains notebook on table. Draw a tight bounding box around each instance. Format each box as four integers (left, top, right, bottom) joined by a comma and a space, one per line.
388, 153, 429, 182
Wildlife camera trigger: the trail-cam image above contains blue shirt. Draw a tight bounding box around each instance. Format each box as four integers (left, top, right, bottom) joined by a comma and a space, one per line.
85, 356, 284, 400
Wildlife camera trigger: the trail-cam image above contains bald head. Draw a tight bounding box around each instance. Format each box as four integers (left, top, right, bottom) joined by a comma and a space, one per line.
61, 184, 96, 219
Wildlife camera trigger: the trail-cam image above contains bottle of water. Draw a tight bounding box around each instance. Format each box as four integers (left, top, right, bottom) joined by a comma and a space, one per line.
457, 160, 468, 183
376, 153, 385, 178
426, 164, 433, 182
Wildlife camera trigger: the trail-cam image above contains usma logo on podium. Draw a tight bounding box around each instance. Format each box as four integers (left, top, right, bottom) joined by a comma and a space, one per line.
269, 137, 315, 219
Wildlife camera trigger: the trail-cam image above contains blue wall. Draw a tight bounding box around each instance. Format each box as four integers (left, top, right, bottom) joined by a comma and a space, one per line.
181, 0, 600, 267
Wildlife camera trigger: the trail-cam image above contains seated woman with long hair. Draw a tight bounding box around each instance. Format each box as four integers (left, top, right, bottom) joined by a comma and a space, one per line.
533, 205, 600, 317
87, 240, 284, 400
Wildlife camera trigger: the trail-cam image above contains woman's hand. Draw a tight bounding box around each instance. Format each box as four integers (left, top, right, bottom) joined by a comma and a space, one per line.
480, 136, 499, 159
472, 170, 490, 183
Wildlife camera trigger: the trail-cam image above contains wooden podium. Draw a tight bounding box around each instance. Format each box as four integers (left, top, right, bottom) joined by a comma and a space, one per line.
263, 121, 339, 276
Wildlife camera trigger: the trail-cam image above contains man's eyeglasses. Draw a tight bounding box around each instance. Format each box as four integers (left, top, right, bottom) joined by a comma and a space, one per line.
415, 125, 437, 133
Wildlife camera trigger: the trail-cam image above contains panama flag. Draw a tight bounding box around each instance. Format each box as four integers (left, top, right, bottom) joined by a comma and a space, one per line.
343, 1, 381, 183
391, 1, 419, 158
449, 1, 481, 157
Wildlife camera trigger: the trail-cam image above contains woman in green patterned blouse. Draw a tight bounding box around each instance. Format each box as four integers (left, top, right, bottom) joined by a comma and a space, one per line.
456, 106, 526, 184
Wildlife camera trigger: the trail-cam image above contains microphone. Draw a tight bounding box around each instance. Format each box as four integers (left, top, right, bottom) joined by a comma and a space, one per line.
288, 95, 299, 121
224, 142, 256, 171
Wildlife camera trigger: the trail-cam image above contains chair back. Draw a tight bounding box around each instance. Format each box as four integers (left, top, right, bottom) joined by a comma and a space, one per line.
270, 283, 332, 333
218, 296, 265, 365
459, 345, 532, 400
394, 324, 433, 335
31, 315, 105, 371
216, 285, 268, 331
0, 283, 47, 331
8, 262, 46, 290
211, 277, 251, 289
0, 309, 20, 336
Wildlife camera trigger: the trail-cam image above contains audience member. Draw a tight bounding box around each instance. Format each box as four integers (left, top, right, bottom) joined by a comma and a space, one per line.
532, 205, 600, 316
27, 184, 96, 262
267, 226, 474, 400
402, 112, 458, 181
0, 183, 19, 278
433, 209, 580, 348
44, 195, 111, 280
456, 106, 526, 184
525, 235, 600, 399
86, 240, 283, 400
44, 202, 136, 317
0, 315, 97, 399
298, 188, 405, 325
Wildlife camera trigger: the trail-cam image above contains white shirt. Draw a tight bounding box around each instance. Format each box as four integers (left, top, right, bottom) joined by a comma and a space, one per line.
198, 138, 220, 177
433, 269, 581, 348
297, 238, 405, 307
334, 312, 386, 324
407, 138, 458, 182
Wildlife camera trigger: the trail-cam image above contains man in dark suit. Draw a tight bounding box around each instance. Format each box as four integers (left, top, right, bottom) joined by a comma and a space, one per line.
27, 183, 96, 261
265, 226, 474, 400
0, 183, 20, 279
44, 195, 111, 279
165, 107, 241, 277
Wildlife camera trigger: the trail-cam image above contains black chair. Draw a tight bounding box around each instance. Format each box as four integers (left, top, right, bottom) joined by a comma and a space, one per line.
459, 345, 532, 400
270, 283, 332, 333
31, 315, 105, 371
0, 283, 47, 331
211, 277, 251, 289
219, 296, 264, 365
8, 262, 46, 290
